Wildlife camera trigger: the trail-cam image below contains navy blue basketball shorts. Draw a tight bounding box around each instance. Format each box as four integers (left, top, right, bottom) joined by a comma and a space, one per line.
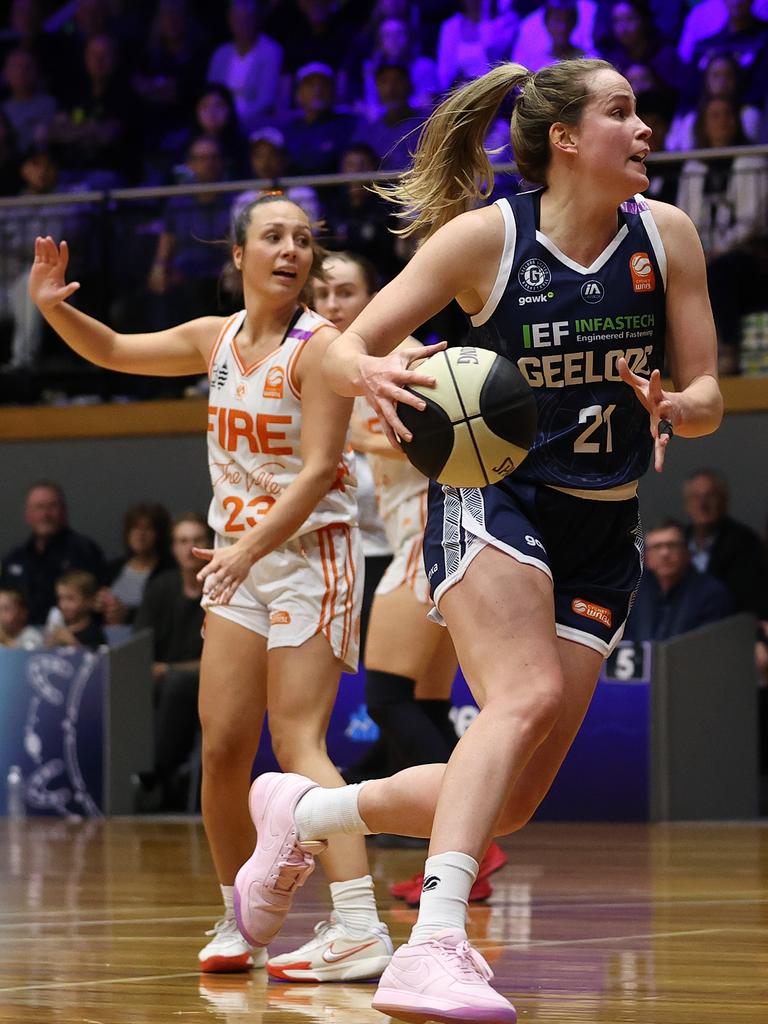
423, 478, 644, 657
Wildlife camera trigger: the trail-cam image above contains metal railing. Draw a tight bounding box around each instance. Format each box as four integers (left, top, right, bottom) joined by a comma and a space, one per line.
0, 142, 766, 401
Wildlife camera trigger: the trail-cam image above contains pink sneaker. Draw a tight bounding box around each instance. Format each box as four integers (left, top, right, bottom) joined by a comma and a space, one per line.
371, 929, 516, 1024
234, 773, 326, 948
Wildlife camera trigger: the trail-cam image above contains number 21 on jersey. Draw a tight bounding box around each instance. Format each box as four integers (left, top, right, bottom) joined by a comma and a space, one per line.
574, 404, 616, 454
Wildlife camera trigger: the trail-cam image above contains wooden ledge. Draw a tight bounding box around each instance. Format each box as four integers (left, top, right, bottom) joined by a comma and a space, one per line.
1, 376, 767, 441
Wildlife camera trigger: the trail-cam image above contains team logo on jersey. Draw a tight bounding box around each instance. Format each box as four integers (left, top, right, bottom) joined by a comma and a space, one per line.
571, 598, 613, 628
518, 258, 551, 292
629, 252, 656, 293
210, 361, 229, 390
263, 366, 285, 399
236, 382, 247, 400
580, 280, 604, 304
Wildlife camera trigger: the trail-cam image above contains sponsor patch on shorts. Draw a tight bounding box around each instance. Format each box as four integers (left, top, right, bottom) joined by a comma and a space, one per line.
571, 598, 612, 628
270, 610, 291, 625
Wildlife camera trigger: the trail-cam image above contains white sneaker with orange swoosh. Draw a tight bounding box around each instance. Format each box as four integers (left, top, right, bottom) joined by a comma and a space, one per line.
267, 912, 393, 982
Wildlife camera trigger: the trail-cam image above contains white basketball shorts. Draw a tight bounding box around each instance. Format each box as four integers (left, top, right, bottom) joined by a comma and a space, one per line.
203, 524, 362, 671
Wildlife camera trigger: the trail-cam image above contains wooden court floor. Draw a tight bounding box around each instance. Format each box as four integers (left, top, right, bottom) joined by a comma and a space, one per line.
0, 817, 766, 1023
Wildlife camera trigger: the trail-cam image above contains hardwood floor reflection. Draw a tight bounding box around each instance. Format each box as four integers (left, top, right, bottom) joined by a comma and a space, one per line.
0, 818, 766, 1023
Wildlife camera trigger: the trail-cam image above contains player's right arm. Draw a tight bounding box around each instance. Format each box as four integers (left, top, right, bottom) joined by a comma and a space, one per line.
323, 206, 504, 444
29, 236, 215, 375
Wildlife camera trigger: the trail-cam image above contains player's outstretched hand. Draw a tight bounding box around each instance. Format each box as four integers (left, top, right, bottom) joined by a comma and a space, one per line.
359, 340, 446, 447
618, 358, 680, 473
29, 236, 80, 312
194, 541, 255, 606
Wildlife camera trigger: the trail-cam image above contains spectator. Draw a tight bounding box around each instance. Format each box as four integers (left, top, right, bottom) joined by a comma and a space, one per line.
1, 482, 106, 625
623, 60, 662, 92
134, 512, 210, 811
341, 0, 423, 101
598, 0, 684, 93
281, 63, 356, 176
323, 142, 400, 279
47, 33, 141, 187
231, 127, 323, 227
683, 468, 768, 616
667, 51, 761, 149
99, 502, 174, 626
352, 62, 426, 171
706, 231, 768, 373
538, 0, 597, 67
438, 0, 519, 91
270, 0, 360, 75
146, 135, 233, 329
676, 94, 768, 259
0, 147, 85, 371
513, 0, 597, 72
636, 87, 679, 203
206, 0, 282, 132
132, 0, 209, 174
164, 83, 248, 182
0, 108, 22, 196
0, 586, 43, 649
45, 569, 107, 650
358, 17, 438, 119
690, 0, 768, 83
1, 48, 57, 154
623, 519, 734, 641
0, 0, 81, 100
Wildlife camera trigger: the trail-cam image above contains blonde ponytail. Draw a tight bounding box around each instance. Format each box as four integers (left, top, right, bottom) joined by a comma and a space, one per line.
377, 63, 530, 239
379, 57, 615, 239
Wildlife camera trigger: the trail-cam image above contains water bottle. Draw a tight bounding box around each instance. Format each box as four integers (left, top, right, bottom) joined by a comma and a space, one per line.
6, 765, 26, 819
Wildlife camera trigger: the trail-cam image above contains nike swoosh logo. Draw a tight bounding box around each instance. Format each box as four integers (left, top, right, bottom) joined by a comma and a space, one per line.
322, 939, 379, 963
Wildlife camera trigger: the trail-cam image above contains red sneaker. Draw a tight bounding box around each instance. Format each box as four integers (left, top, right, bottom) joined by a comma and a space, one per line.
391, 843, 507, 903
479, 842, 508, 880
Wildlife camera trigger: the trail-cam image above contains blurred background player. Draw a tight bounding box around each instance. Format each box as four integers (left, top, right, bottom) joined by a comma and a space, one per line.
314, 250, 508, 902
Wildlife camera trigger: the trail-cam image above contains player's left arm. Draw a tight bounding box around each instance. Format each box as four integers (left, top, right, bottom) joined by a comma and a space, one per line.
619, 201, 723, 471
195, 327, 353, 604
652, 201, 723, 436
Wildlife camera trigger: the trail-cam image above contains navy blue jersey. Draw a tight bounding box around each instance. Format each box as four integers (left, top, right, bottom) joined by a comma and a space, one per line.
469, 189, 667, 490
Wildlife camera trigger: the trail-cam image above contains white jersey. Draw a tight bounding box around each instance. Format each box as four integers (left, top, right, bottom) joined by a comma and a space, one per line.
351, 398, 391, 558
206, 307, 356, 540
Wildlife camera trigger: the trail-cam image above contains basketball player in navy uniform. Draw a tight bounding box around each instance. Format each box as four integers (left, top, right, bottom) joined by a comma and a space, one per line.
233, 59, 723, 1023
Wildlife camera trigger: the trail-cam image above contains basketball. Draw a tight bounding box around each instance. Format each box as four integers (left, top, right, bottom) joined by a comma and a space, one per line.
397, 346, 538, 487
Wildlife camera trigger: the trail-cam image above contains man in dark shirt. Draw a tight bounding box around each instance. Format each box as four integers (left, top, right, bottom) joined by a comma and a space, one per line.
134, 512, 210, 810
1, 481, 106, 625
624, 520, 734, 641
281, 64, 356, 176
683, 468, 768, 618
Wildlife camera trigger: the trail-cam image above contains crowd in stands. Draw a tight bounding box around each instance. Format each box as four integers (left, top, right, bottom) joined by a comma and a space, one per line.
0, 0, 766, 382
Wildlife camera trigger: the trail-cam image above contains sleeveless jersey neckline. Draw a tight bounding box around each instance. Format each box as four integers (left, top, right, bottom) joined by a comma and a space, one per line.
231, 305, 303, 375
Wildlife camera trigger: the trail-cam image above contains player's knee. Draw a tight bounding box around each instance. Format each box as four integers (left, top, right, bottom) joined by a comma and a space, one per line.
201, 730, 249, 779
489, 678, 563, 745
270, 720, 326, 772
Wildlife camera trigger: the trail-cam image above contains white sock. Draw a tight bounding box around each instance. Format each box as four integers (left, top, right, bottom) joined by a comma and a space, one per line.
294, 782, 373, 841
329, 874, 381, 936
409, 852, 478, 945
220, 884, 235, 919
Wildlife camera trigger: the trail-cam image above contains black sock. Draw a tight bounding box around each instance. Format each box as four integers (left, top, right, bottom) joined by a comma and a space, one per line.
366, 670, 452, 770
417, 698, 458, 752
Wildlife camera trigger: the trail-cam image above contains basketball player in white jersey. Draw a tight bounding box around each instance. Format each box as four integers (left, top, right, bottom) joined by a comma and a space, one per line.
27, 196, 393, 982
314, 252, 508, 902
